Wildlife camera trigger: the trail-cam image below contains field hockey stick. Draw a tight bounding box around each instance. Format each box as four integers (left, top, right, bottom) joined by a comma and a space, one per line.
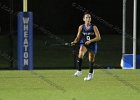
45, 41, 85, 48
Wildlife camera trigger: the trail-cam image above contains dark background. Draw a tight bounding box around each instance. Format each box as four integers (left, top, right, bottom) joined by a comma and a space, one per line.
0, 0, 123, 34
0, 0, 139, 69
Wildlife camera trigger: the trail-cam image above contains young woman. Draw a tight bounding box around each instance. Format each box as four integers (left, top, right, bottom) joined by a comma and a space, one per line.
71, 12, 101, 81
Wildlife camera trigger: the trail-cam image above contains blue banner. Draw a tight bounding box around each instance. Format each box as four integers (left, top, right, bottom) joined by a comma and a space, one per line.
18, 12, 33, 70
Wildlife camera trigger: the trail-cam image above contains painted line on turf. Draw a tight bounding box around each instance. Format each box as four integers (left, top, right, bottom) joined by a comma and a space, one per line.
72, 97, 77, 100
95, 64, 140, 93
30, 71, 66, 93
105, 70, 140, 93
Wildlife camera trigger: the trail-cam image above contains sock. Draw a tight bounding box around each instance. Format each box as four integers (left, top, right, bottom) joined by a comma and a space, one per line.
89, 62, 94, 73
77, 58, 82, 71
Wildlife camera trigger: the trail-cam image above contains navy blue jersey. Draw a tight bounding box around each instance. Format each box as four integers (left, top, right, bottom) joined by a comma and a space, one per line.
81, 24, 96, 44
80, 24, 98, 54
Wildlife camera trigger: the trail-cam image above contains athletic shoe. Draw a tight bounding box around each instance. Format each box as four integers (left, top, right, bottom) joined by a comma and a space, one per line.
84, 71, 94, 81
74, 71, 82, 77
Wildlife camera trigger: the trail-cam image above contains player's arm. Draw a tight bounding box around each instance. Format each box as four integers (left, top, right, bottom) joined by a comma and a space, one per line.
71, 25, 83, 45
85, 25, 101, 45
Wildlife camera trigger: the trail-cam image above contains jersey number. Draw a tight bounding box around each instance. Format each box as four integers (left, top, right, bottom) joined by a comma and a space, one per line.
86, 36, 91, 40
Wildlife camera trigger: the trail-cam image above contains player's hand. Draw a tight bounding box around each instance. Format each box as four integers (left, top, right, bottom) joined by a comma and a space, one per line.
85, 41, 91, 45
71, 41, 76, 46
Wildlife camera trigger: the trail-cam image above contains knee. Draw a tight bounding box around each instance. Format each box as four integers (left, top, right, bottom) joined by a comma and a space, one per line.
78, 52, 84, 59
89, 58, 95, 62
89, 55, 95, 62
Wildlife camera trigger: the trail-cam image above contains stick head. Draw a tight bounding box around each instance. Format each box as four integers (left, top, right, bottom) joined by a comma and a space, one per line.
64, 43, 71, 46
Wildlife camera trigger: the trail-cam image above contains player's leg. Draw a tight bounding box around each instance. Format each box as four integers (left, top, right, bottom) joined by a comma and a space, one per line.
88, 51, 95, 73
78, 45, 87, 71
74, 46, 87, 76
84, 44, 97, 80
84, 51, 95, 80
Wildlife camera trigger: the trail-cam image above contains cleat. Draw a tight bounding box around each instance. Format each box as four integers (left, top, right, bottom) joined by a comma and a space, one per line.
84, 71, 94, 81
74, 71, 82, 77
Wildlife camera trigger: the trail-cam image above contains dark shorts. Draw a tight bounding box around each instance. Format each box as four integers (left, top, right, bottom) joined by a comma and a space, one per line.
80, 40, 98, 54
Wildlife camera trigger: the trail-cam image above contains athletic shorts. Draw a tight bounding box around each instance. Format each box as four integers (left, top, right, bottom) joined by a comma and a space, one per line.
80, 40, 98, 54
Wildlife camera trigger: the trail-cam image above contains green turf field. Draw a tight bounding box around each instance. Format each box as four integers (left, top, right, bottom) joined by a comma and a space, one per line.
0, 69, 140, 100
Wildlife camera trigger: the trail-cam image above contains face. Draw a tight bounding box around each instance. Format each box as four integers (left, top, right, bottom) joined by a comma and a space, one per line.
83, 14, 91, 24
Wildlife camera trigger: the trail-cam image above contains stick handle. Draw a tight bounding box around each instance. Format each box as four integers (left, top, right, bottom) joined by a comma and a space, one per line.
65, 42, 85, 46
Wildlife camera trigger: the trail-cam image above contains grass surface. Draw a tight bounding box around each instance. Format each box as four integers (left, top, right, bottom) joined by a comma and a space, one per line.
0, 69, 140, 100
